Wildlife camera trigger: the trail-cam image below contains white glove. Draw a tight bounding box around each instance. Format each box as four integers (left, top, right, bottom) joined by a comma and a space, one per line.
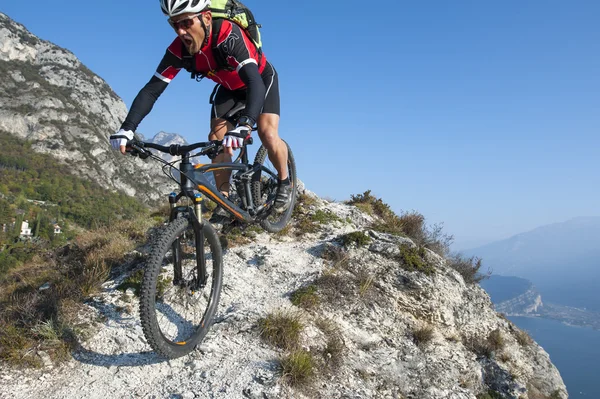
223, 126, 251, 150
109, 129, 134, 152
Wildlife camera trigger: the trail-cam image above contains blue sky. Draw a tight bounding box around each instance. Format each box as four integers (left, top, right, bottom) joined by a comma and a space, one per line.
2, 0, 599, 250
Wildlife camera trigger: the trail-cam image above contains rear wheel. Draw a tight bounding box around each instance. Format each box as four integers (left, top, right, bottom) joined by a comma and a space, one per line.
251, 140, 297, 233
139, 217, 222, 359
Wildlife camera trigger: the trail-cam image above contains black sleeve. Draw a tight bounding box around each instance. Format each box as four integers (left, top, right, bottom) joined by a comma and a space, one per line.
237, 62, 265, 125
120, 76, 168, 132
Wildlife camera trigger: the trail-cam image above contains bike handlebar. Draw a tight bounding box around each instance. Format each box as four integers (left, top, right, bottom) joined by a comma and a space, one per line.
127, 133, 254, 160
127, 139, 224, 159
135, 140, 220, 154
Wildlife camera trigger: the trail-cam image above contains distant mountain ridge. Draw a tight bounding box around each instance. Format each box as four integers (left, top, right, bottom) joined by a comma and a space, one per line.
467, 216, 600, 311
149, 132, 188, 146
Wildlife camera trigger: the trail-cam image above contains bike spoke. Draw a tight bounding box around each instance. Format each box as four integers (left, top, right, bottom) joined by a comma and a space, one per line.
148, 226, 216, 346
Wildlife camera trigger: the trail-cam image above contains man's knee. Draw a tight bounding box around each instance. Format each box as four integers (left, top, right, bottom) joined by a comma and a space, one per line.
258, 128, 279, 146
258, 115, 280, 145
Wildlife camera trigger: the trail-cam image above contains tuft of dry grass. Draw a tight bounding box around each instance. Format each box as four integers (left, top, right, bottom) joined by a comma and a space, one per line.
498, 351, 511, 363
313, 272, 357, 304
412, 324, 435, 348
357, 270, 375, 298
487, 328, 505, 352
319, 244, 349, 269
0, 216, 148, 368
315, 318, 345, 369
527, 384, 564, 399
220, 224, 263, 249
513, 328, 534, 347
463, 328, 505, 359
73, 229, 135, 296
258, 310, 303, 351
279, 349, 315, 386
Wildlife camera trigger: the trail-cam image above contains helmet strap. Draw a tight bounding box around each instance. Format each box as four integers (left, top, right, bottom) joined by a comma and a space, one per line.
200, 16, 210, 47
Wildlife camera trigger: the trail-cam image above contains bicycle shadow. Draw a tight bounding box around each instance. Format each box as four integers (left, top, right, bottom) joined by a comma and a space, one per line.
71, 300, 191, 368
72, 348, 164, 367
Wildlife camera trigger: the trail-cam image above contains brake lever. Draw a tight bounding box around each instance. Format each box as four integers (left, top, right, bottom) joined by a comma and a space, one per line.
126, 140, 151, 159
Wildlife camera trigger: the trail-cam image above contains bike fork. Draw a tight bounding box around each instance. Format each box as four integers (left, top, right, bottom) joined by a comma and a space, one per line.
194, 194, 207, 288
169, 193, 183, 285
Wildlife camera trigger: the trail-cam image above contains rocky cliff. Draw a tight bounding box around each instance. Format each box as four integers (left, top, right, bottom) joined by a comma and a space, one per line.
0, 12, 175, 203
0, 192, 568, 399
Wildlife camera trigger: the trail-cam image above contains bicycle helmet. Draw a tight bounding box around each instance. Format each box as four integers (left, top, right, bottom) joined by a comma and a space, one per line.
160, 0, 211, 17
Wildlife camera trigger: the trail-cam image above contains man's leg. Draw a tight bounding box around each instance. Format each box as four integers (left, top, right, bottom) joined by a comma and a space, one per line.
257, 113, 288, 181
258, 113, 292, 213
209, 118, 235, 196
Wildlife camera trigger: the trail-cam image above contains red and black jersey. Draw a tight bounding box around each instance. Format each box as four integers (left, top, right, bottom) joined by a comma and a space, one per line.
119, 21, 273, 133
155, 20, 267, 91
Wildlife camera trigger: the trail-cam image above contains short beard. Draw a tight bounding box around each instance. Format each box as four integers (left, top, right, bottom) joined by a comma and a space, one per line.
186, 40, 199, 54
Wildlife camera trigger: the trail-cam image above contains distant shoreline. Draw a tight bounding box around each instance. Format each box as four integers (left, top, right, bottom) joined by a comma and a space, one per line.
502, 303, 600, 331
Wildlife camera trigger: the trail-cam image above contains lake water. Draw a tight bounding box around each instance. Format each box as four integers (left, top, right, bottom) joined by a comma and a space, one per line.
509, 316, 600, 397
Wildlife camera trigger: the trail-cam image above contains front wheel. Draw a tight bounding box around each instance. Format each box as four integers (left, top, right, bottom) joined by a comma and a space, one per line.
251, 140, 297, 233
139, 217, 223, 359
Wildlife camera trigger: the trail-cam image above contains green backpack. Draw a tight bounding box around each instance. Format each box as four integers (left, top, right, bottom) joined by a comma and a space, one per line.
182, 0, 263, 80
211, 0, 262, 51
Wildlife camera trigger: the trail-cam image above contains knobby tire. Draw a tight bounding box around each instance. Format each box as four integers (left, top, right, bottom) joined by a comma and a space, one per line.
251, 140, 297, 233
139, 217, 223, 359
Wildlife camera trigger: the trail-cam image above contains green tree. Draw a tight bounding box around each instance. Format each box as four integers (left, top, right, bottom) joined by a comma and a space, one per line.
0, 198, 11, 224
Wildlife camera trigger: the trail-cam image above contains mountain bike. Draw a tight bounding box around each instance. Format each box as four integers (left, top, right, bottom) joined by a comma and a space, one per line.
125, 129, 297, 359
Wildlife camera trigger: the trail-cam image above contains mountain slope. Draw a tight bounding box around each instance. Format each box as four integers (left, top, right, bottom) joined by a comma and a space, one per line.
0, 192, 567, 399
0, 12, 174, 203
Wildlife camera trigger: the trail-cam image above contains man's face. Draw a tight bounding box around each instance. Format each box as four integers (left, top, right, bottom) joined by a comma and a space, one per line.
169, 12, 211, 54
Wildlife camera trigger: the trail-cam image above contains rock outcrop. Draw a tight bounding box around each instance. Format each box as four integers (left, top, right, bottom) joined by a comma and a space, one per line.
495, 287, 544, 315
0, 12, 176, 203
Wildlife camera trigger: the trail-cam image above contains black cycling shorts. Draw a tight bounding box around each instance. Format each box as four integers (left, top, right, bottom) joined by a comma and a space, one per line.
209, 61, 280, 125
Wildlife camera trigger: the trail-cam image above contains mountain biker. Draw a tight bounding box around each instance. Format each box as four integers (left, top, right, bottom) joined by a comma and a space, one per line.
109, 0, 292, 228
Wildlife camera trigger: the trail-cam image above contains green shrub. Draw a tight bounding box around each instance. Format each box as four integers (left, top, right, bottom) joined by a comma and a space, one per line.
290, 285, 320, 310
311, 209, 342, 225
347, 190, 395, 219
294, 217, 320, 236
347, 191, 453, 256
448, 254, 490, 284
398, 245, 435, 275
339, 231, 371, 247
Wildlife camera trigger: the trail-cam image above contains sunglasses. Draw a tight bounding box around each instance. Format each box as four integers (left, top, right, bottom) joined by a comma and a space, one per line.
168, 13, 202, 30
